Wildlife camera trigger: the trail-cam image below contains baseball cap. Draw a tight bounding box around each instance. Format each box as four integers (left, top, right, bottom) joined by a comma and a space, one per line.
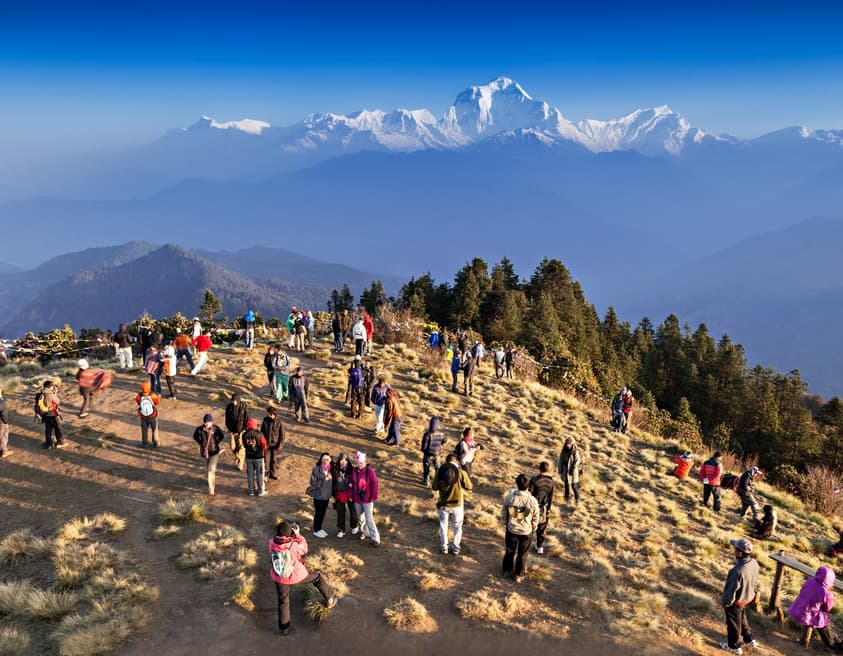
730, 537, 753, 553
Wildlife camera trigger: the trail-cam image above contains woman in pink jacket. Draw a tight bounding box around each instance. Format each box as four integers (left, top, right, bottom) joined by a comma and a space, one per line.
787, 566, 842, 650
269, 521, 337, 635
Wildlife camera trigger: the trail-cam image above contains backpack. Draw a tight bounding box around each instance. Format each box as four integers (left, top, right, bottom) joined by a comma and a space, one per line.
271, 549, 295, 579
34, 391, 50, 421
721, 472, 740, 492
139, 395, 155, 417
93, 370, 113, 391
349, 367, 363, 388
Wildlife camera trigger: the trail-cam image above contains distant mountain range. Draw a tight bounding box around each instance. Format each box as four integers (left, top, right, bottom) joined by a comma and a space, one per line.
1, 76, 842, 396
0, 243, 398, 336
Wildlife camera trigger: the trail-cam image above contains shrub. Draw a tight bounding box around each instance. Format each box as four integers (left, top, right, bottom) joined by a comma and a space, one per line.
384, 597, 438, 633
802, 465, 843, 517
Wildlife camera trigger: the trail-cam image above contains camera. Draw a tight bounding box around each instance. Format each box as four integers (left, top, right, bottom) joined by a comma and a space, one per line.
290, 522, 300, 534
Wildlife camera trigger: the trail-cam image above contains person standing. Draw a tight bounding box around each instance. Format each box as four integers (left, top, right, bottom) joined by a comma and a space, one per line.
161, 339, 178, 399
737, 467, 762, 521
450, 350, 462, 393
113, 323, 134, 369
611, 388, 626, 432
340, 310, 352, 345
529, 462, 555, 555
272, 347, 291, 404
0, 389, 10, 458
472, 340, 485, 370
309, 453, 333, 538
294, 312, 307, 352
621, 389, 634, 433
352, 318, 366, 357
242, 418, 267, 496
363, 311, 374, 355
244, 310, 256, 350
332, 312, 343, 353
370, 375, 390, 437
432, 453, 473, 555
261, 405, 285, 481
263, 345, 277, 398
383, 387, 402, 446
462, 350, 476, 396
557, 436, 582, 506
173, 329, 194, 372
501, 474, 540, 583
720, 537, 760, 654
190, 331, 213, 376
144, 343, 163, 395
135, 381, 160, 448
347, 357, 365, 419
420, 416, 447, 486
349, 452, 380, 548
362, 359, 376, 409
192, 413, 225, 495
38, 380, 64, 449
269, 521, 337, 637
456, 427, 479, 481
787, 566, 840, 651
289, 367, 310, 424
699, 450, 724, 512
504, 347, 515, 379
493, 346, 505, 379
332, 452, 357, 538
224, 393, 249, 471
305, 311, 315, 349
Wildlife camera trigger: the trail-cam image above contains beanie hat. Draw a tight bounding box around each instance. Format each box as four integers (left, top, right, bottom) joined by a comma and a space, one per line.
77, 359, 89, 370
714, 451, 723, 458
246, 418, 259, 430
203, 413, 213, 423
141, 381, 151, 394
355, 451, 367, 464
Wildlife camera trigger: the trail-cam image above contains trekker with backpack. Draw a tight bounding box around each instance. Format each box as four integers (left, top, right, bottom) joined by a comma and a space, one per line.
269, 521, 337, 636
309, 453, 334, 538
456, 427, 479, 481
611, 388, 626, 432
699, 450, 724, 512
289, 367, 310, 423
347, 357, 365, 419
242, 418, 267, 496
382, 387, 402, 446
493, 346, 505, 379
332, 452, 357, 538
420, 416, 447, 486
224, 393, 249, 471
36, 380, 64, 449
737, 467, 762, 521
432, 453, 473, 555
261, 405, 285, 481
501, 473, 540, 583
332, 312, 343, 353
135, 381, 160, 448
370, 375, 390, 437
349, 452, 380, 548
0, 389, 10, 458
192, 413, 225, 495
621, 389, 634, 433
244, 310, 256, 350
558, 436, 582, 506
529, 462, 555, 554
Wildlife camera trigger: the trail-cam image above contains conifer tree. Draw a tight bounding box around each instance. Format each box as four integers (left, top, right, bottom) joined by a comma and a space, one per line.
199, 289, 222, 323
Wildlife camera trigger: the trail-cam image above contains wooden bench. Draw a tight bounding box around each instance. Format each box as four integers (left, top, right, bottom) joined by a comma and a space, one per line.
767, 552, 843, 645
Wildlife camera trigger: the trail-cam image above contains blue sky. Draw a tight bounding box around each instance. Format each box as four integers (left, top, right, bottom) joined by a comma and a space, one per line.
2, 1, 843, 156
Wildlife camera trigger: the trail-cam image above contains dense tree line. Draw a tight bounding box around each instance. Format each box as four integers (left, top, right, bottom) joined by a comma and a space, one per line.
349, 257, 842, 486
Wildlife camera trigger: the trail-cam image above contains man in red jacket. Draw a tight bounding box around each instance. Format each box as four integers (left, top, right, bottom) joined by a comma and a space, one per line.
699, 450, 724, 513
363, 312, 374, 355
191, 331, 213, 376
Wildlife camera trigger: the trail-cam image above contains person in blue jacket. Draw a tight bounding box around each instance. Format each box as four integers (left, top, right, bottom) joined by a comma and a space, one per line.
451, 350, 462, 393
244, 310, 256, 350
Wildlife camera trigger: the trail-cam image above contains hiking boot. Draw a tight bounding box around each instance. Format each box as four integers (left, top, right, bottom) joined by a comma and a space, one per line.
325, 595, 338, 609
719, 643, 742, 655
451, 548, 460, 556
269, 475, 279, 480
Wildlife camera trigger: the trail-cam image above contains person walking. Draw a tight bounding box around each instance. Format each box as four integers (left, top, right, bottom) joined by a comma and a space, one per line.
37, 380, 64, 449
363, 311, 374, 355
263, 344, 277, 398
432, 453, 473, 555
242, 418, 267, 496
420, 416, 447, 486
305, 311, 315, 349
501, 474, 540, 583
161, 339, 178, 399
113, 323, 134, 369
294, 312, 307, 352
309, 453, 333, 538
75, 359, 97, 418
788, 566, 842, 651
332, 312, 344, 353
285, 308, 297, 349
347, 357, 365, 419
504, 347, 515, 379
0, 389, 10, 458
261, 405, 285, 481
332, 452, 357, 537
192, 413, 225, 495
621, 389, 634, 433
244, 309, 256, 350
349, 452, 380, 547
493, 346, 505, 379
611, 388, 626, 432
269, 521, 337, 637
451, 350, 462, 392
558, 436, 582, 506
720, 537, 760, 654
340, 310, 352, 346
352, 318, 366, 357
190, 331, 213, 376
289, 367, 310, 423
472, 340, 485, 370
173, 329, 194, 372
737, 467, 762, 521
456, 427, 479, 481
529, 462, 555, 554
699, 450, 724, 512
370, 375, 390, 437
272, 347, 291, 404
462, 350, 476, 396
383, 387, 402, 446
224, 393, 249, 471
135, 381, 160, 448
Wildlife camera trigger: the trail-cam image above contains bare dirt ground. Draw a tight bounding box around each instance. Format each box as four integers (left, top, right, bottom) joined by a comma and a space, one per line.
0, 340, 824, 655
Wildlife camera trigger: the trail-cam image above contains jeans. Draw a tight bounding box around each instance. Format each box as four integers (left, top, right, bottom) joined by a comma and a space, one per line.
204, 452, 220, 494
724, 604, 754, 649
355, 501, 380, 544
117, 346, 133, 369
564, 480, 580, 503
176, 348, 194, 371
79, 387, 95, 415
245, 327, 254, 349
740, 492, 760, 520
502, 529, 531, 576
703, 484, 722, 512
44, 416, 63, 447
275, 573, 334, 630
191, 352, 208, 375
333, 332, 343, 352
148, 373, 162, 395
246, 458, 265, 494
313, 498, 329, 532
451, 371, 459, 391
386, 417, 401, 446
422, 452, 442, 483
293, 395, 309, 422
373, 404, 384, 432
335, 498, 358, 531
438, 505, 464, 551
140, 417, 159, 447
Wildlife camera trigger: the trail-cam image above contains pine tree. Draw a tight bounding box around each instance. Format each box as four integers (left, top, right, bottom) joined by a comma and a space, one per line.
329, 284, 354, 312
360, 280, 387, 315
199, 289, 222, 323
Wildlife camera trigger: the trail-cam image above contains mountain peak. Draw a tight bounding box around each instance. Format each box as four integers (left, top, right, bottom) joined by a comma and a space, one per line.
189, 116, 270, 135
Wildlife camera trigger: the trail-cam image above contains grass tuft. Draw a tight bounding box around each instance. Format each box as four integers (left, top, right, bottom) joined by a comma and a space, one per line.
0, 529, 52, 565
0, 625, 31, 655
384, 596, 438, 632
58, 514, 126, 543
158, 498, 205, 525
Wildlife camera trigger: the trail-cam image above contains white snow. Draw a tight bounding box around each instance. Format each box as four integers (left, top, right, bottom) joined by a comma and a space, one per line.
200, 116, 271, 135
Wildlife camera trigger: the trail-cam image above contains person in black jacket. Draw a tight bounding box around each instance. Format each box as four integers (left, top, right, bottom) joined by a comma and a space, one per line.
261, 405, 285, 481
289, 367, 310, 424
332, 313, 343, 353
192, 413, 225, 495
242, 418, 267, 496
420, 416, 447, 486
0, 390, 10, 457
462, 351, 476, 396
224, 393, 249, 471
263, 345, 277, 398
528, 462, 555, 554
738, 467, 762, 521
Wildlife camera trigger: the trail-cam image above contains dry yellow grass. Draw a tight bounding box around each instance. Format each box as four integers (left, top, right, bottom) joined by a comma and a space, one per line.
384, 596, 438, 633
58, 513, 126, 542
177, 527, 255, 609
0, 625, 31, 656
158, 498, 205, 524
457, 587, 531, 624
23, 588, 78, 619
0, 529, 52, 565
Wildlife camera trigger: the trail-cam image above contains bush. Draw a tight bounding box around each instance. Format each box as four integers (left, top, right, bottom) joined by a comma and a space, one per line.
801, 465, 843, 517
